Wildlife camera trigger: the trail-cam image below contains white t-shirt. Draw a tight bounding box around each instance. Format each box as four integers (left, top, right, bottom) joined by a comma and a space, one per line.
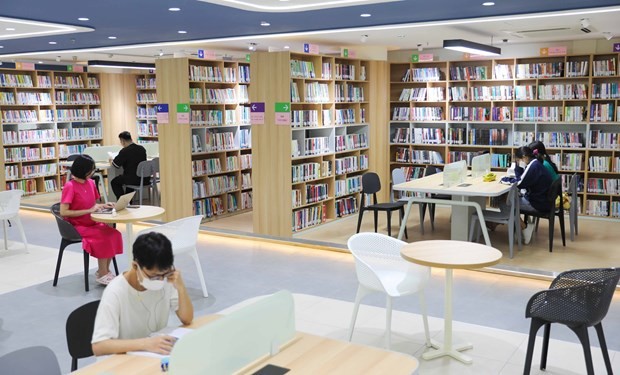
92, 274, 179, 344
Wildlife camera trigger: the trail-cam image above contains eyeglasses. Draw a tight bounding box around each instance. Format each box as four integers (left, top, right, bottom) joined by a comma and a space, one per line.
140, 266, 175, 281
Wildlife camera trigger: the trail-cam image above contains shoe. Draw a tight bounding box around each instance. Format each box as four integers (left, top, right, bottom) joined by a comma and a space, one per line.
96, 271, 115, 286
523, 224, 535, 245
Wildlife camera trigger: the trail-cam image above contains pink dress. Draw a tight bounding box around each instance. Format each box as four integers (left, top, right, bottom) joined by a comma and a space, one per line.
61, 179, 123, 259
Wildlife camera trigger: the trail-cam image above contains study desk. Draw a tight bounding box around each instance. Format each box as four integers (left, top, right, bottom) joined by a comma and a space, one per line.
72, 315, 419, 375
393, 172, 510, 245
91, 205, 164, 263
401, 240, 502, 364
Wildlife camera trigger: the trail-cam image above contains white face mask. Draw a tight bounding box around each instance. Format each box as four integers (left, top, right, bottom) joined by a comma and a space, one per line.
518, 161, 527, 168
138, 267, 166, 291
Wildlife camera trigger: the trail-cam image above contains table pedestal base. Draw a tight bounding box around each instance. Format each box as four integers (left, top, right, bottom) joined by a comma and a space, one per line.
422, 341, 473, 364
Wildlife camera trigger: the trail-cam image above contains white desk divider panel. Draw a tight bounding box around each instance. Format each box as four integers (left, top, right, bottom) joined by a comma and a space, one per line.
140, 141, 159, 158
169, 290, 296, 374
83, 145, 122, 162
443, 160, 467, 187
471, 153, 491, 178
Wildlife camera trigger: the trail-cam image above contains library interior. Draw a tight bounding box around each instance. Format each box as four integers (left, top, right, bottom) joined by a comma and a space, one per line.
1, 1, 620, 374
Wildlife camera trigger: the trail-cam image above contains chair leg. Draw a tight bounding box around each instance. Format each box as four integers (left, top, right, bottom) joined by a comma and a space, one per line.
429, 204, 436, 230
83, 251, 90, 292
2, 220, 7, 250
190, 249, 209, 297
112, 257, 119, 275
548, 215, 555, 252
356, 208, 365, 233
523, 318, 545, 375
348, 285, 370, 341
594, 323, 614, 374
386, 210, 392, 237
13, 217, 28, 252
71, 357, 78, 372
53, 241, 68, 286
418, 204, 426, 235
507, 216, 514, 259
398, 207, 408, 239
540, 323, 551, 370
385, 295, 393, 350
373, 210, 378, 233
418, 291, 432, 348
568, 325, 594, 375
558, 212, 566, 247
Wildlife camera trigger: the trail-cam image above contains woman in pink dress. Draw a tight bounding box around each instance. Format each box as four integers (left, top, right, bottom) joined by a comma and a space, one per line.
60, 155, 123, 285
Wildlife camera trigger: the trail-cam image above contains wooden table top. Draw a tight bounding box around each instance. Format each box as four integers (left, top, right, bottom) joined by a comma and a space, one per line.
91, 205, 165, 224
73, 315, 418, 375
393, 171, 509, 197
401, 240, 502, 269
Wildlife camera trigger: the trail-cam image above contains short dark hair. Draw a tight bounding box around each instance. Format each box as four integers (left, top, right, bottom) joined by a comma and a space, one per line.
133, 232, 174, 270
70, 155, 95, 179
118, 131, 132, 141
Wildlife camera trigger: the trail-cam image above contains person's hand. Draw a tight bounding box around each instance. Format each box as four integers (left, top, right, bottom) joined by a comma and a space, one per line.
143, 335, 176, 355
166, 270, 184, 290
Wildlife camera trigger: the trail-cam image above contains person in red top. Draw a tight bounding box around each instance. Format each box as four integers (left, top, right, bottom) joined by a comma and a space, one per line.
60, 155, 124, 285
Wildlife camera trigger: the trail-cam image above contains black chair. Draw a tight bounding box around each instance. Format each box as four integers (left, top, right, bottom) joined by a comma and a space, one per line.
66, 300, 100, 371
422, 166, 451, 231
51, 203, 119, 292
524, 268, 620, 375
521, 178, 566, 252
0, 345, 61, 375
568, 173, 580, 241
66, 153, 104, 200
356, 172, 408, 238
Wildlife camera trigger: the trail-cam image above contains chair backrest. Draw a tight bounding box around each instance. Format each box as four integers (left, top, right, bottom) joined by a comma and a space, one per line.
136, 215, 202, 255
152, 157, 160, 174
66, 300, 100, 364
347, 233, 429, 292
424, 166, 441, 177
50, 203, 82, 242
0, 346, 61, 375
0, 190, 23, 216
391, 168, 406, 202
548, 178, 564, 214
136, 160, 155, 179
569, 173, 579, 211
361, 172, 381, 195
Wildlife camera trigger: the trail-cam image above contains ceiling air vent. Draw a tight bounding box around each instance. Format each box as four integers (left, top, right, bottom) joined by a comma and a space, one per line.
504, 27, 575, 39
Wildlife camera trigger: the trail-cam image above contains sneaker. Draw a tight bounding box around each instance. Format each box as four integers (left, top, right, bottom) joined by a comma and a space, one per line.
96, 272, 115, 286
523, 223, 535, 245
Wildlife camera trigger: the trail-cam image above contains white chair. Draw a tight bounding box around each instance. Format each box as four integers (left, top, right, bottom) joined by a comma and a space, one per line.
0, 190, 28, 251
347, 232, 431, 349
136, 215, 208, 297
124, 160, 156, 205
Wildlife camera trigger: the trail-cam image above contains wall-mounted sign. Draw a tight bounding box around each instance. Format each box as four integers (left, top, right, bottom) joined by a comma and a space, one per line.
275, 102, 291, 125
250, 102, 265, 125
156, 104, 169, 124
303, 43, 319, 54
176, 103, 190, 124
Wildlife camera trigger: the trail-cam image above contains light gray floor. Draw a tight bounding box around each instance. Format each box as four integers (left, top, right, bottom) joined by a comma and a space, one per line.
0, 210, 619, 374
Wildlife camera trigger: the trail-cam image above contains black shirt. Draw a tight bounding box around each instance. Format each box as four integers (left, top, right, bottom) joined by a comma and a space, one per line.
112, 143, 147, 185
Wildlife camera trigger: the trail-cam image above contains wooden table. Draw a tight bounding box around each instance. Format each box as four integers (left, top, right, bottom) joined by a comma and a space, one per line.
91, 205, 165, 263
393, 172, 510, 245
401, 240, 502, 364
73, 315, 419, 375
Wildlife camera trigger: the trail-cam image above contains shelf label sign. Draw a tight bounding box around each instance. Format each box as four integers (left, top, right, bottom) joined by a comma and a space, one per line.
176, 103, 190, 124
547, 46, 567, 56
275, 102, 291, 125
197, 49, 204, 59
303, 43, 319, 54
250, 102, 265, 125
411, 54, 419, 63
16, 62, 35, 70
412, 53, 433, 62
343, 49, 356, 58
156, 104, 169, 124
73, 65, 84, 72
613, 43, 620, 52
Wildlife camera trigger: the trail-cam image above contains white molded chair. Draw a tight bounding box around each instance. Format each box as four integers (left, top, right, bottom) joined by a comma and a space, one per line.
136, 215, 208, 297
124, 160, 156, 206
347, 232, 431, 349
0, 190, 28, 251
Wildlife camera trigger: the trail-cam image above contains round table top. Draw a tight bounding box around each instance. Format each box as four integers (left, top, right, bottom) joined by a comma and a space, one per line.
400, 240, 502, 269
91, 205, 165, 224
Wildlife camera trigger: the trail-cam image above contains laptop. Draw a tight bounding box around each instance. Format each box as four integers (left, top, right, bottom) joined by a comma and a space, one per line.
95, 191, 136, 214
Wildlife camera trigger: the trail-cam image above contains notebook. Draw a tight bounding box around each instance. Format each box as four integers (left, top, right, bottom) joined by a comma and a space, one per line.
95, 191, 135, 214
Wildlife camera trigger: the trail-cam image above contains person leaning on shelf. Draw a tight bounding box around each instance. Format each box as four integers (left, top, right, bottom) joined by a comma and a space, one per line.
91, 232, 194, 356
110, 131, 148, 200
60, 155, 123, 286
528, 140, 560, 181
514, 146, 554, 244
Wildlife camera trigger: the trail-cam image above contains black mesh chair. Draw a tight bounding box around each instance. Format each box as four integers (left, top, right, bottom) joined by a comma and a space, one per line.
356, 172, 408, 238
66, 300, 100, 371
521, 177, 565, 252
51, 203, 118, 292
0, 346, 61, 375
523, 268, 620, 375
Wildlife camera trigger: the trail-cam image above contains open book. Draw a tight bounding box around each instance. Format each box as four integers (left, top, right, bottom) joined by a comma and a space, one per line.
127, 327, 194, 358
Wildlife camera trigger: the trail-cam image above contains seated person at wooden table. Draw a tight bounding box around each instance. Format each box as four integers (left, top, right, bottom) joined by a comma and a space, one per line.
110, 131, 148, 200
61, 155, 123, 286
514, 145, 554, 244
92, 232, 194, 356
528, 140, 560, 181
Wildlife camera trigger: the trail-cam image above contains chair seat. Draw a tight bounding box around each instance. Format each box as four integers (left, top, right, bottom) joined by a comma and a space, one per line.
366, 201, 406, 211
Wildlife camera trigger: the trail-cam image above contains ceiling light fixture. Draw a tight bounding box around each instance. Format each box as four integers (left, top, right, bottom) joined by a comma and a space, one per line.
443, 39, 501, 56
87, 60, 155, 70
78, 17, 90, 21
260, 21, 270, 26
482, 2, 495, 6
283, 45, 290, 49
6, 28, 16, 31
108, 36, 117, 39
178, 30, 187, 34
360, 13, 371, 17
248, 42, 257, 51
168, 7, 181, 11
49, 41, 57, 45
360, 34, 368, 43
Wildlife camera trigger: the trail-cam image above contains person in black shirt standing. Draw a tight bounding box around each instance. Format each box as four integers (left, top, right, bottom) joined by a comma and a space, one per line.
111, 131, 148, 199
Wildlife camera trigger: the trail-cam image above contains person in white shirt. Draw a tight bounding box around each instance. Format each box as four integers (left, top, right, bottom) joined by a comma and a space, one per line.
91, 232, 194, 356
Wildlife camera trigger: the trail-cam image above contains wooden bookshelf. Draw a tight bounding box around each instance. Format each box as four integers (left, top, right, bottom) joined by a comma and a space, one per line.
0, 64, 103, 195
135, 73, 158, 142
251, 51, 384, 237
389, 53, 620, 219
155, 57, 252, 222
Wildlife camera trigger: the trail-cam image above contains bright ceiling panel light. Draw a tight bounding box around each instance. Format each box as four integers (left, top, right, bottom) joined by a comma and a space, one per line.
0, 16, 93, 41
198, 0, 400, 12
88, 60, 155, 70
443, 39, 501, 56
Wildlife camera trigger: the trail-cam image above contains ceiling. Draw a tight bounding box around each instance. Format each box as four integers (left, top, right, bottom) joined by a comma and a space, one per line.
1, 0, 620, 65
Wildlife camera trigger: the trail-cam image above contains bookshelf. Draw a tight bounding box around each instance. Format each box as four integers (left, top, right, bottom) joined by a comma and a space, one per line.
389, 53, 620, 219
135, 73, 158, 142
0, 65, 102, 195
155, 57, 251, 222
252, 51, 385, 237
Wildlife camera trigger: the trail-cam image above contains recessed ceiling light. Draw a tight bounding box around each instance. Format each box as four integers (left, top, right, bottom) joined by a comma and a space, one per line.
38, 61, 43, 64
397, 35, 406, 38
6, 28, 15, 31
0, 46, 4, 49
178, 30, 187, 34
49, 41, 57, 45
284, 45, 290, 49
360, 13, 371, 17
482, 2, 495, 5
260, 21, 270, 26
78, 17, 90, 21
168, 7, 181, 11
